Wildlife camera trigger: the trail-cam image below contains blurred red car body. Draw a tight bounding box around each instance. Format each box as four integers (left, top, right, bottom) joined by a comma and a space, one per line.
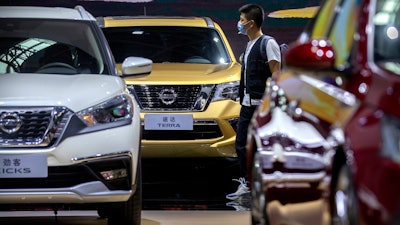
247, 0, 400, 224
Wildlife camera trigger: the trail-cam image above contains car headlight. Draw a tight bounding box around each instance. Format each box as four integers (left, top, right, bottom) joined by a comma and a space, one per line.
212, 81, 239, 102
76, 94, 133, 126
381, 113, 400, 163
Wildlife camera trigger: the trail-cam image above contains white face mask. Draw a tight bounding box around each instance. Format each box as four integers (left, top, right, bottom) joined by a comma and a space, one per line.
237, 21, 250, 35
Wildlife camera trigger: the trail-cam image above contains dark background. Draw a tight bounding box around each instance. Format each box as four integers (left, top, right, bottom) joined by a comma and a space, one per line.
0, 0, 320, 59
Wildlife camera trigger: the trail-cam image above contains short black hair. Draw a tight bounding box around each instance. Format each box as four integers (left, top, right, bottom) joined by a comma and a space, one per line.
238, 4, 265, 28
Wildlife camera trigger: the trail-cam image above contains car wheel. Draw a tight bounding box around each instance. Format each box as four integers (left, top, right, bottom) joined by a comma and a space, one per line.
107, 160, 142, 225
331, 164, 359, 225
251, 152, 269, 225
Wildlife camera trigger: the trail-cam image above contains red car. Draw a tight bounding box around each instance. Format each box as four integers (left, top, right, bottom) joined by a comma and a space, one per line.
247, 0, 400, 224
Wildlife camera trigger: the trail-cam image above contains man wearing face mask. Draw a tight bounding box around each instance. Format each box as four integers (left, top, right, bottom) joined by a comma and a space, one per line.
226, 3, 281, 202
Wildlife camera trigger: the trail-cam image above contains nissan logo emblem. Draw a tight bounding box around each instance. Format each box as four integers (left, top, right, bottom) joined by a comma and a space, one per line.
158, 88, 177, 105
0, 112, 23, 134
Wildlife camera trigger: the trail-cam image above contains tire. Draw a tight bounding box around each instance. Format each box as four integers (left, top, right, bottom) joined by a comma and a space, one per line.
331, 164, 359, 225
107, 160, 142, 225
251, 152, 269, 225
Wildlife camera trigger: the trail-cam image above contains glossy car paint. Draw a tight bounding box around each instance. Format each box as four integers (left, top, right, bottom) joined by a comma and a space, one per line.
0, 6, 152, 225
247, 0, 400, 224
99, 16, 241, 158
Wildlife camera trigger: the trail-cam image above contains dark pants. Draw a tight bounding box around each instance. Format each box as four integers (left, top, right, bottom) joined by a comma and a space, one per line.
235, 105, 257, 179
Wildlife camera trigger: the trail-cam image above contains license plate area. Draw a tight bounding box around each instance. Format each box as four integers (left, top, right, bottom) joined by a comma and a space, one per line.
0, 154, 48, 178
144, 114, 193, 130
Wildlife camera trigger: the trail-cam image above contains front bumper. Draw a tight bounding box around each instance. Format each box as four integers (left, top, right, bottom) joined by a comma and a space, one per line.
0, 153, 135, 204
0, 181, 132, 204
140, 100, 240, 158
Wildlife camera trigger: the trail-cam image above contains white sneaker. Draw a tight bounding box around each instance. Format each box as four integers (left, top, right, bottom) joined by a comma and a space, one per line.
226, 177, 250, 200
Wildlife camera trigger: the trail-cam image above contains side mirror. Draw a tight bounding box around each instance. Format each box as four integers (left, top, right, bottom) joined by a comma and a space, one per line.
121, 57, 152, 76
285, 39, 335, 69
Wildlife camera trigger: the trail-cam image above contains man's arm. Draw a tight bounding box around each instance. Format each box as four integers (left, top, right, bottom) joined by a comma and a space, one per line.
265, 38, 281, 82
268, 60, 281, 82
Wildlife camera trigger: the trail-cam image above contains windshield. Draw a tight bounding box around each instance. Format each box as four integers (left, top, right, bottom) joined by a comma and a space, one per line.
0, 19, 110, 75
374, 0, 400, 62
102, 26, 231, 64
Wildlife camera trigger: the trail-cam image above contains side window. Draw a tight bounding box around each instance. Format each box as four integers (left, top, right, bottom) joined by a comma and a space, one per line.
329, 0, 361, 68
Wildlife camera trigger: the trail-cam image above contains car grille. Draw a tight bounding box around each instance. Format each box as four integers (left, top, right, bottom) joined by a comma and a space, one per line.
128, 84, 213, 111
0, 107, 72, 148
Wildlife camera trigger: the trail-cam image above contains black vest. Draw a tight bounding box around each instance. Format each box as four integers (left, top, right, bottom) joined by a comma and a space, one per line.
239, 35, 272, 105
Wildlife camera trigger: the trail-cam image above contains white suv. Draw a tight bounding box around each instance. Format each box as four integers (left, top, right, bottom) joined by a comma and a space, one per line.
0, 6, 151, 225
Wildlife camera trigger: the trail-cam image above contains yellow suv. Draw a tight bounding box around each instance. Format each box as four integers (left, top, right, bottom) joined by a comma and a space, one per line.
98, 16, 241, 159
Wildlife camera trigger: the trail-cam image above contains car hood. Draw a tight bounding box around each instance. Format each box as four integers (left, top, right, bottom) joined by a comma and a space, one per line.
0, 73, 126, 112
122, 63, 241, 84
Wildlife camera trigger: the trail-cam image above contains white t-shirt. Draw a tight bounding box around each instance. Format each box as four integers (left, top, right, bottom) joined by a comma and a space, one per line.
242, 36, 281, 106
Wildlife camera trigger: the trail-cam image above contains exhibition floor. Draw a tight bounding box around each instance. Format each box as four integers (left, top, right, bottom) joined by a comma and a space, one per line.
0, 200, 330, 225
0, 157, 331, 225
0, 158, 248, 224
0, 210, 251, 225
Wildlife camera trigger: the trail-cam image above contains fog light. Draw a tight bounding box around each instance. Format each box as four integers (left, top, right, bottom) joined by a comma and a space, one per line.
100, 169, 127, 180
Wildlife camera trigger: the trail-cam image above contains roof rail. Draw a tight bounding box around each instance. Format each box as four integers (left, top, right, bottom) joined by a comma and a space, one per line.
203, 17, 215, 28
75, 5, 93, 20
